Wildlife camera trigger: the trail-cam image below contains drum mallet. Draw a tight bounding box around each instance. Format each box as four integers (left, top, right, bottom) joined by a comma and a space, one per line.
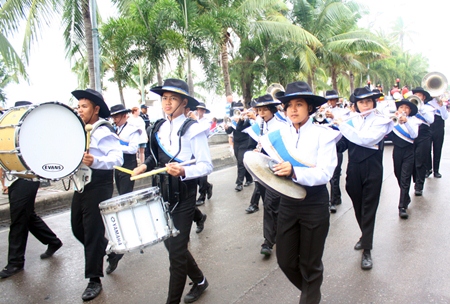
130, 159, 196, 181
85, 124, 93, 153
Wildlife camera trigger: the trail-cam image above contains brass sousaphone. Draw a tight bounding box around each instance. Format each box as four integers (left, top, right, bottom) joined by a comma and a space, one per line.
243, 151, 306, 200
422, 71, 448, 99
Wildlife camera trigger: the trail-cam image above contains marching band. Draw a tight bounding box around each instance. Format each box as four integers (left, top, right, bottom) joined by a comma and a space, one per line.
0, 73, 448, 304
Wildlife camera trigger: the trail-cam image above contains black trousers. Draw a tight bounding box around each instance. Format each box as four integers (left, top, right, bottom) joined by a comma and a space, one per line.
329, 151, 343, 205
233, 142, 252, 186
164, 182, 203, 304
413, 137, 431, 191
7, 179, 59, 267
426, 127, 445, 174
197, 175, 211, 198
345, 158, 383, 250
114, 154, 137, 195
249, 181, 264, 207
263, 188, 280, 247
71, 172, 113, 279
393, 144, 414, 209
276, 186, 329, 304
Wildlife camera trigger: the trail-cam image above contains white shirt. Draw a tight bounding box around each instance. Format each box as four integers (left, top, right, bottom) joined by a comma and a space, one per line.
90, 124, 123, 170
416, 103, 435, 125
428, 98, 449, 120
127, 115, 148, 144
116, 122, 141, 155
157, 114, 213, 180
339, 111, 394, 149
262, 119, 341, 187
392, 116, 421, 143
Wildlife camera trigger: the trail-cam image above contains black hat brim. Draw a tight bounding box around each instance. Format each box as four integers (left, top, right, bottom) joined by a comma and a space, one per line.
254, 101, 281, 107
411, 89, 431, 100
110, 109, 131, 116
72, 90, 110, 118
196, 106, 210, 114
151, 87, 199, 110
395, 100, 418, 116
277, 92, 327, 113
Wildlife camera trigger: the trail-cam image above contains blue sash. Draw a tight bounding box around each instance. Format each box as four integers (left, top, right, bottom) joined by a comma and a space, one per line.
275, 112, 287, 122
394, 124, 412, 139
243, 122, 261, 142
266, 130, 311, 168
416, 113, 428, 123
155, 133, 182, 163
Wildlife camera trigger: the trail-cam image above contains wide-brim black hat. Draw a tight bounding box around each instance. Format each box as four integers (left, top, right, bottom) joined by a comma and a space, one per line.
396, 99, 418, 116
325, 90, 340, 100
411, 87, 431, 101
253, 94, 281, 107
275, 81, 327, 112
351, 87, 383, 102
72, 89, 110, 118
150, 78, 199, 110
196, 102, 210, 114
110, 104, 131, 116
14, 101, 32, 107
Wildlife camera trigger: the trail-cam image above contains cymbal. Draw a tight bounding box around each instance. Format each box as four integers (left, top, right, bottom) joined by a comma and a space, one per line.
243, 151, 306, 200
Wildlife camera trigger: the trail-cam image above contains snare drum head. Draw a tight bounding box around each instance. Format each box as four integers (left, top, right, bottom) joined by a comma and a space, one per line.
18, 102, 86, 179
99, 187, 160, 210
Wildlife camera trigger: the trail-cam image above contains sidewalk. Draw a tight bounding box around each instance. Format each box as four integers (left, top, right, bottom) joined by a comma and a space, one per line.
0, 141, 234, 224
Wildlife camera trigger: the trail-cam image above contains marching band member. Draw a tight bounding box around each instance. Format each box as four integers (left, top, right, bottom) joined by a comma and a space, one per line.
323, 90, 349, 213
391, 99, 420, 219
243, 94, 287, 256
0, 102, 63, 279
335, 87, 394, 270
110, 104, 141, 195
133, 79, 213, 304
410, 87, 435, 196
225, 102, 253, 191
71, 89, 123, 301
260, 81, 341, 303
426, 96, 448, 178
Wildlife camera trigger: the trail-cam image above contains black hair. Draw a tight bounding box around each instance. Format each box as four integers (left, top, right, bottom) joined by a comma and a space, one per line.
283, 100, 314, 115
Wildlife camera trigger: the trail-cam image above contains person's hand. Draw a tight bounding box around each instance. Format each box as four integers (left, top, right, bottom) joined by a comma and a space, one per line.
273, 161, 294, 178
165, 163, 185, 177
132, 164, 147, 176
246, 111, 256, 120
398, 116, 408, 124
82, 152, 94, 167
333, 118, 343, 126
325, 110, 334, 119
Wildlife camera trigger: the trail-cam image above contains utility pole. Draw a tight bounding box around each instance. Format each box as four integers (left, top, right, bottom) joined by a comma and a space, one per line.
183, 0, 194, 96
90, 0, 102, 93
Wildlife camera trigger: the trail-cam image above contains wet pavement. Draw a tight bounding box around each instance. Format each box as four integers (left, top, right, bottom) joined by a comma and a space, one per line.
1, 134, 450, 303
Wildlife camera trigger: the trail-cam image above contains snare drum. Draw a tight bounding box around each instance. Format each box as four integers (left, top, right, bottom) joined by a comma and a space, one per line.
0, 102, 86, 180
100, 187, 176, 254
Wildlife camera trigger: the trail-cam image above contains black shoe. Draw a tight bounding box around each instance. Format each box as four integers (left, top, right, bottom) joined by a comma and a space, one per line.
196, 214, 207, 233
245, 205, 259, 214
361, 251, 373, 270
196, 199, 205, 206
399, 208, 409, 219
0, 265, 23, 279
235, 185, 243, 191
414, 190, 423, 196
244, 181, 253, 187
40, 240, 63, 259
260, 243, 272, 256
106, 253, 123, 275
207, 184, 213, 199
82, 281, 102, 301
184, 278, 209, 303
329, 204, 337, 213
354, 240, 363, 250
425, 170, 432, 178
434, 172, 442, 178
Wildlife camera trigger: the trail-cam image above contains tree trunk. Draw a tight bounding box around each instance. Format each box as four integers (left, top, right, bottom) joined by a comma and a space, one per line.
156, 64, 163, 86
331, 68, 337, 91
242, 78, 253, 108
82, 1, 95, 90
118, 80, 125, 106
221, 31, 232, 97
349, 71, 355, 94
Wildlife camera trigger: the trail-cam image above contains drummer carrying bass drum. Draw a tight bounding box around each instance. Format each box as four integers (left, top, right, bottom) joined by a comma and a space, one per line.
259, 81, 341, 304
133, 79, 213, 304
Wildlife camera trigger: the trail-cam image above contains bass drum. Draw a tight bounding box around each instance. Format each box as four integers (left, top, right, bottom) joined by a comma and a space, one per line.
0, 102, 86, 180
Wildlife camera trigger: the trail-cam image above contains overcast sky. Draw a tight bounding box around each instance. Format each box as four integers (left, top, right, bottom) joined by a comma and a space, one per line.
3, 0, 448, 111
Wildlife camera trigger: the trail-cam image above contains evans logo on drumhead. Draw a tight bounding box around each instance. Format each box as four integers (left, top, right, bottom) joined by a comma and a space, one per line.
42, 164, 64, 172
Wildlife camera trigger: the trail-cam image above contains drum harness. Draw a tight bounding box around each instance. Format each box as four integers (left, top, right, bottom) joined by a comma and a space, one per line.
63, 119, 115, 193
148, 117, 197, 214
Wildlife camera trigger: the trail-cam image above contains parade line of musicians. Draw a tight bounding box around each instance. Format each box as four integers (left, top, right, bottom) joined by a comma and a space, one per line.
0, 78, 447, 304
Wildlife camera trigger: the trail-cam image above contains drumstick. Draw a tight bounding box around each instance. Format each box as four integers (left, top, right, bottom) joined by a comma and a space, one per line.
130, 159, 196, 181
113, 166, 134, 175
85, 124, 93, 153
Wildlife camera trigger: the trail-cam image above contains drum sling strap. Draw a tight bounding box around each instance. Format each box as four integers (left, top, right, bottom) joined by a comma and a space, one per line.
148, 118, 197, 210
